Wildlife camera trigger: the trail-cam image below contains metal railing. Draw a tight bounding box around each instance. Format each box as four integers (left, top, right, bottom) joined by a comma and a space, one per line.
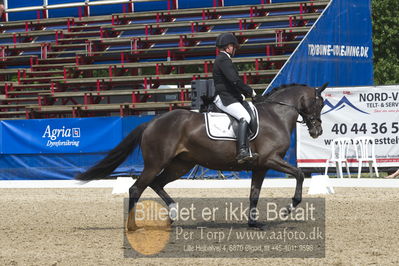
2, 0, 172, 21
5, 0, 168, 13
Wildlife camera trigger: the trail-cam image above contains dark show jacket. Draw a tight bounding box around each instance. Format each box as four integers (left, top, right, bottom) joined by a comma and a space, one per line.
212, 52, 253, 106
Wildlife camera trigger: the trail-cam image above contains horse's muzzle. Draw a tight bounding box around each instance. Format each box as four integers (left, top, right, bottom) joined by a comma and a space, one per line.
309, 126, 323, 138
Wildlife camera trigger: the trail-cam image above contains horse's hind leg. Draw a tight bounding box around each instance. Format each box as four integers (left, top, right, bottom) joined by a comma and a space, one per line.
127, 166, 162, 231
150, 159, 195, 220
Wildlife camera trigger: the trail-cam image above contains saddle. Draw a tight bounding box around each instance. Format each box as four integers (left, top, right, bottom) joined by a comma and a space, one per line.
204, 101, 259, 141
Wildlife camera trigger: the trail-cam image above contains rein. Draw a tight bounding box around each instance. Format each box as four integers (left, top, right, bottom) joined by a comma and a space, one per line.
263, 99, 306, 124
263, 99, 320, 126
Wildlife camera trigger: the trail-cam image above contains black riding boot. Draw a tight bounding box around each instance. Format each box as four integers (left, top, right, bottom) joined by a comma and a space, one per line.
236, 118, 258, 164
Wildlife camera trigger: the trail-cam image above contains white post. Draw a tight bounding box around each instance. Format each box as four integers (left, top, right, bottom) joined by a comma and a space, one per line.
4, 0, 9, 21
130, 0, 134, 12
43, 0, 49, 18
85, 0, 90, 16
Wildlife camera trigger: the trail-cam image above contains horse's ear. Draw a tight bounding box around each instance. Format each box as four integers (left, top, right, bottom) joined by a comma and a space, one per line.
317, 82, 329, 96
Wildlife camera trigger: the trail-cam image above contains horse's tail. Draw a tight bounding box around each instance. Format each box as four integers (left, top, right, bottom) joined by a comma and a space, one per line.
75, 122, 149, 181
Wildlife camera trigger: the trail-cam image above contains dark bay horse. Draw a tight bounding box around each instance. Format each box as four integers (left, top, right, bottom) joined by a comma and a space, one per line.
76, 83, 327, 230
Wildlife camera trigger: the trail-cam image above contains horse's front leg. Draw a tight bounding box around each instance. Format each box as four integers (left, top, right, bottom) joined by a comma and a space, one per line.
248, 170, 266, 228
266, 156, 305, 213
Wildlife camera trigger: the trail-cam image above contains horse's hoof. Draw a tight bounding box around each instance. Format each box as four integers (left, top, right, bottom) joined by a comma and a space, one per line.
248, 221, 265, 230
126, 221, 140, 232
281, 204, 294, 217
169, 203, 178, 221
127, 226, 138, 232
281, 210, 289, 218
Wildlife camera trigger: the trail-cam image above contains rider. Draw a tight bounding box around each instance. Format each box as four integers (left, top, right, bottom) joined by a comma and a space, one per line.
213, 32, 259, 164
0, 0, 4, 19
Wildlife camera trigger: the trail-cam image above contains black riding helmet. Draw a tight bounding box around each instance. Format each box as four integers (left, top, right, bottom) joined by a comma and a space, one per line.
215, 32, 239, 49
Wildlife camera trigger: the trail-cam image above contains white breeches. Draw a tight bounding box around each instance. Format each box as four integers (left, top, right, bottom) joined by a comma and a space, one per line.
214, 95, 251, 124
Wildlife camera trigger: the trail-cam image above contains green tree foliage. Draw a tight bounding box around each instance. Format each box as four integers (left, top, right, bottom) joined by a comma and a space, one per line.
372, 0, 399, 85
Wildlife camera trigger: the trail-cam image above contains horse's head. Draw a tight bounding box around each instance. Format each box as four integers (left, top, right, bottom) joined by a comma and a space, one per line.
255, 83, 328, 138
299, 83, 328, 138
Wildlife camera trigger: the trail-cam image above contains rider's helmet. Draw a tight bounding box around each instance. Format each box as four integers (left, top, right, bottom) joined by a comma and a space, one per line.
215, 32, 239, 49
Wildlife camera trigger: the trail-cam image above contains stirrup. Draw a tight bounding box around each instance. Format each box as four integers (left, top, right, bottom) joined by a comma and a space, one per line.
248, 147, 259, 161
236, 151, 258, 164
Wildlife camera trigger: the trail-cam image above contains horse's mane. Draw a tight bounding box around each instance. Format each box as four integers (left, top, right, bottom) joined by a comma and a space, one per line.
253, 83, 308, 103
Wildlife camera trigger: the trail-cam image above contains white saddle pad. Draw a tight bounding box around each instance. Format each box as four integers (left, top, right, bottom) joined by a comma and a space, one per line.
204, 103, 259, 141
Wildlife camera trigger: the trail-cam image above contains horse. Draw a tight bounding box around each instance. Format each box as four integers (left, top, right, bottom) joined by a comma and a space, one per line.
76, 83, 328, 230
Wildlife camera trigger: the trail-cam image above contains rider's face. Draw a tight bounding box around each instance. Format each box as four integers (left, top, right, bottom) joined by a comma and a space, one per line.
225, 44, 236, 57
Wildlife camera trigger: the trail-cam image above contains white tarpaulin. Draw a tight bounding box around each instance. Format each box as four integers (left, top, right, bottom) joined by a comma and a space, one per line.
297, 85, 399, 167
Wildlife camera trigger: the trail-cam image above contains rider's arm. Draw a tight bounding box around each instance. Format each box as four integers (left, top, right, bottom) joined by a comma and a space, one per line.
218, 57, 255, 97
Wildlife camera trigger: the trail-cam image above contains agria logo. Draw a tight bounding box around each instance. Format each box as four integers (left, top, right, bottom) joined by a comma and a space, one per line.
322, 96, 369, 115
42, 125, 81, 147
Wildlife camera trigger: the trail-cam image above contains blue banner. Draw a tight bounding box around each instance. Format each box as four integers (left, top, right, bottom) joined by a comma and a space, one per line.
266, 0, 373, 90
1, 117, 123, 154
0, 116, 154, 180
